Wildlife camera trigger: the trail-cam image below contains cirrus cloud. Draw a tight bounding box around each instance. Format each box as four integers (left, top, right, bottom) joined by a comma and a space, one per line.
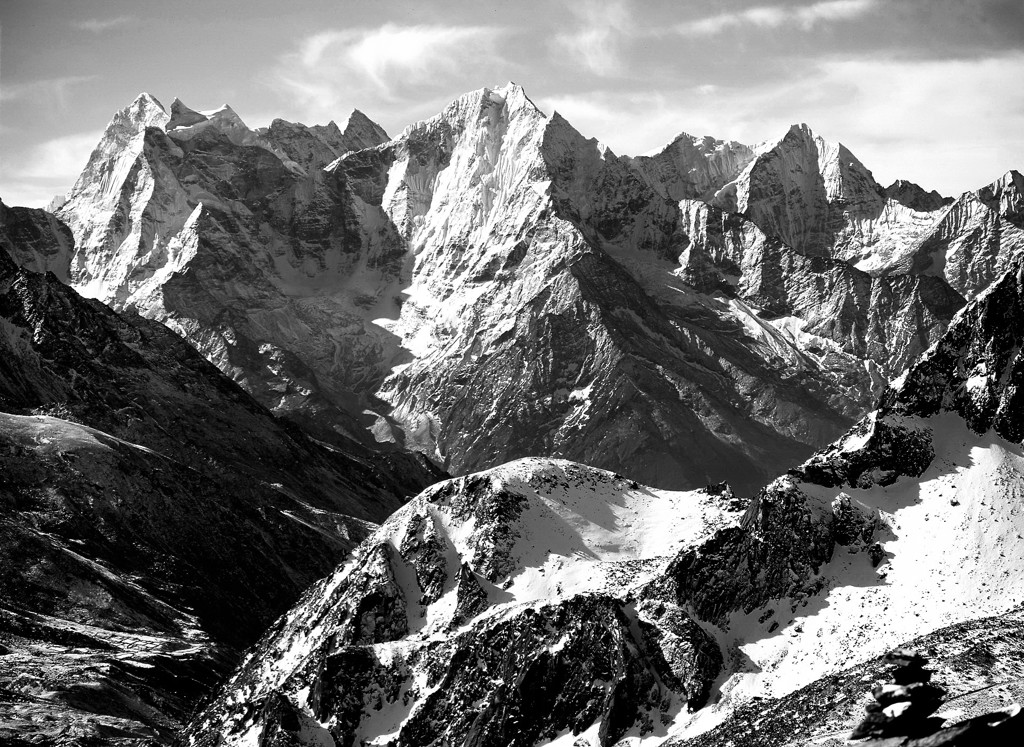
675, 0, 878, 36
270, 24, 508, 125
552, 0, 634, 77
73, 16, 135, 34
0, 75, 97, 106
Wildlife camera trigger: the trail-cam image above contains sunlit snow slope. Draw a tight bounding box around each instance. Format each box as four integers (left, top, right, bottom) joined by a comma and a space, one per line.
185, 459, 745, 747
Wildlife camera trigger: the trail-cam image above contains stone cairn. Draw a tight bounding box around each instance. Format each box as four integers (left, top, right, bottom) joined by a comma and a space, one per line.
850, 649, 1023, 745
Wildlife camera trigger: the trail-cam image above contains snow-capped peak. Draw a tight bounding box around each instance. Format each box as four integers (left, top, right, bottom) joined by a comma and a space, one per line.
732, 120, 942, 269
128, 91, 168, 118
489, 80, 541, 115
630, 129, 756, 201
885, 178, 951, 212
57, 92, 169, 216
112, 91, 170, 132
162, 100, 304, 172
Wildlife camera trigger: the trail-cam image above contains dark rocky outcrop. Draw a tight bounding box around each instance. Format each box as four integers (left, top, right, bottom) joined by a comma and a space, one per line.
882, 260, 1024, 441
885, 180, 952, 213
849, 651, 947, 739
849, 651, 1024, 746
0, 198, 74, 280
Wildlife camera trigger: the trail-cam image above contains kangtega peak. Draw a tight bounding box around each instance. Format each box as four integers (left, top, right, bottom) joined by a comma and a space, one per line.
50, 83, 1023, 494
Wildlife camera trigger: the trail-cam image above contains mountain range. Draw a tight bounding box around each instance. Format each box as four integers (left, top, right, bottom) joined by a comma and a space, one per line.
2, 82, 1023, 746
45, 84, 1022, 493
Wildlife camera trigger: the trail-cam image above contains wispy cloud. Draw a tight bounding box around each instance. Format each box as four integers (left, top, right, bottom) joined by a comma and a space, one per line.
676, 0, 878, 36
1, 131, 99, 207
553, 0, 634, 77
73, 16, 135, 33
272, 23, 504, 122
8, 132, 99, 180
0, 75, 97, 107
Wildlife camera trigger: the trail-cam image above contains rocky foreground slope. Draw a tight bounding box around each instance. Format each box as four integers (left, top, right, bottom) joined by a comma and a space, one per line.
185, 459, 746, 746
677, 610, 1024, 747
184, 255, 1024, 746
49, 84, 1024, 493
0, 210, 441, 744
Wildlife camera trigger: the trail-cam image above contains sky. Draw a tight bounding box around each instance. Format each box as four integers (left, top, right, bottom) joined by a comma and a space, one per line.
2, 0, 1023, 207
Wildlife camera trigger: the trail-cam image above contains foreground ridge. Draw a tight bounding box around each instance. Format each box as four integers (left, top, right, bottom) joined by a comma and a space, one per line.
186, 255, 1024, 745
675, 610, 1024, 747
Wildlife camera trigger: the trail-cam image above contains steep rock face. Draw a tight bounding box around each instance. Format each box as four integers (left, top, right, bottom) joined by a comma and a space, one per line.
726, 129, 1024, 298
0, 239, 440, 744
59, 92, 172, 293
628, 133, 755, 203
883, 257, 1024, 438
260, 110, 389, 173
0, 199, 74, 280
57, 93, 397, 445
55, 86, 855, 492
671, 199, 963, 378
55, 85, 995, 494
979, 169, 1024, 221
365, 89, 936, 492
885, 179, 952, 213
905, 171, 1024, 299
185, 459, 745, 746
731, 124, 943, 272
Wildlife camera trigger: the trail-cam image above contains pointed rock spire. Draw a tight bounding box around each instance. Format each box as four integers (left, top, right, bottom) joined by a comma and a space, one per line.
167, 97, 207, 130
340, 109, 389, 151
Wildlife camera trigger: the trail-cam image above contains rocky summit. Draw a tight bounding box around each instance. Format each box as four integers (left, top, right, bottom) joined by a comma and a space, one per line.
3, 79, 1024, 747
